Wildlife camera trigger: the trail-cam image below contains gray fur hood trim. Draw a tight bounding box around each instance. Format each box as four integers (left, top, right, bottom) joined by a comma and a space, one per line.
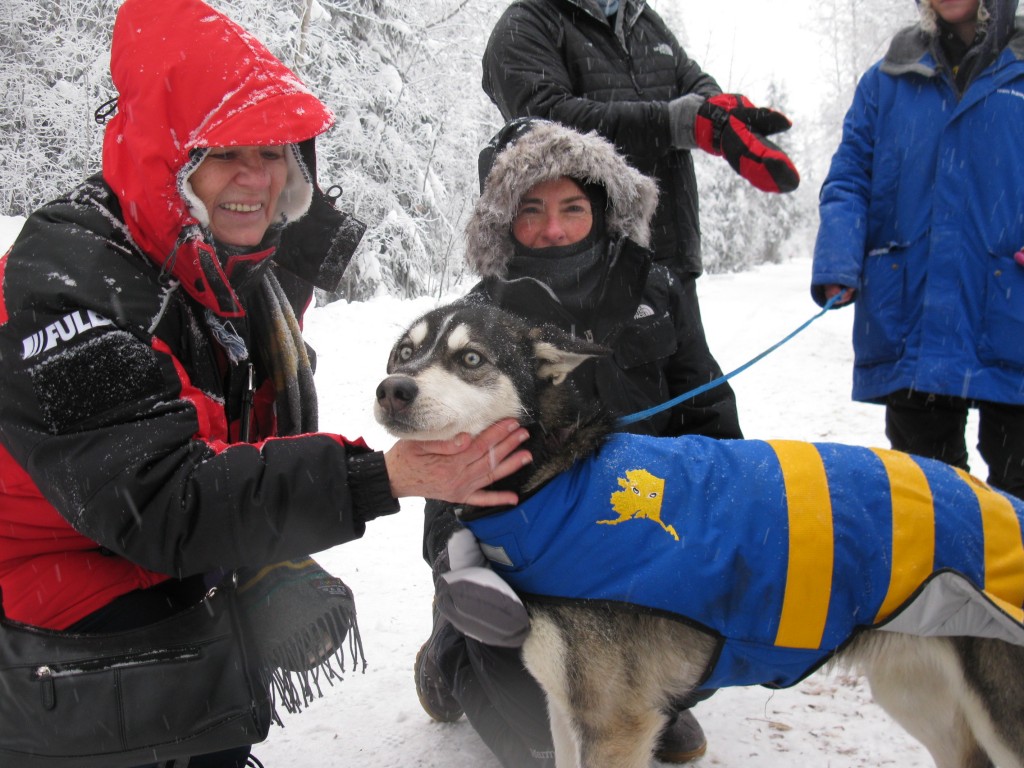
885, 2, 1024, 76
882, 26, 936, 76
882, 18, 1024, 75
465, 122, 659, 277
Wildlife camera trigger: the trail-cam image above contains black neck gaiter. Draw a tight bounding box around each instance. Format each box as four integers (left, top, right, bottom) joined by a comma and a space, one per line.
507, 237, 609, 317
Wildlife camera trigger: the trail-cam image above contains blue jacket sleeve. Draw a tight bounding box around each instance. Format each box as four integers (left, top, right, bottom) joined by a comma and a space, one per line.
811, 67, 882, 306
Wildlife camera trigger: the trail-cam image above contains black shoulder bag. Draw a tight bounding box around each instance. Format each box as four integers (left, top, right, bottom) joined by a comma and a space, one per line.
0, 576, 271, 767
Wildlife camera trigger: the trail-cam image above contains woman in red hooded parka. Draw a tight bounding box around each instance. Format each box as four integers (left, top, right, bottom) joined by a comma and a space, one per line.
0, 1, 530, 764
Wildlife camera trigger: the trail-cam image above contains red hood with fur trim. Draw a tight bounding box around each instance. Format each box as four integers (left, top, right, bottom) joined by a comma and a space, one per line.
102, 0, 334, 316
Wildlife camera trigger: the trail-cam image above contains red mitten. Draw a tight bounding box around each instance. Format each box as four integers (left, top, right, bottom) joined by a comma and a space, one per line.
695, 94, 800, 193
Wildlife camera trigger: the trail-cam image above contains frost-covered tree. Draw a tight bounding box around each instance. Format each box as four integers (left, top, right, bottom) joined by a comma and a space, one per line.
810, 0, 918, 174
0, 0, 119, 215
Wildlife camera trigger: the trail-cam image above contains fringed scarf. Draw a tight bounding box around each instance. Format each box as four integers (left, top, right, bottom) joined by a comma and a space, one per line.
206, 258, 364, 719
237, 558, 365, 719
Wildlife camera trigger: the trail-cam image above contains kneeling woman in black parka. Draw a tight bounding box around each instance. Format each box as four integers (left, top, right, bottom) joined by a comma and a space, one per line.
418, 118, 743, 766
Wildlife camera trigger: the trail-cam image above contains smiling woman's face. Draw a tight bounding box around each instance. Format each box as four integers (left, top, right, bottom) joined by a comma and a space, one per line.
189, 145, 288, 246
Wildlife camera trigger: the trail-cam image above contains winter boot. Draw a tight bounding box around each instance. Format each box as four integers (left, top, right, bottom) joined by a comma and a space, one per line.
414, 611, 464, 723
655, 709, 707, 763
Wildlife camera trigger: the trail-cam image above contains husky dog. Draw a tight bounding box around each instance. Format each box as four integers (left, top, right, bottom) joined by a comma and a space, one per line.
375, 300, 1024, 768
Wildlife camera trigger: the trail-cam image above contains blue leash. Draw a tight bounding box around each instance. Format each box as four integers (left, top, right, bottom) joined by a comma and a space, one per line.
616, 293, 843, 427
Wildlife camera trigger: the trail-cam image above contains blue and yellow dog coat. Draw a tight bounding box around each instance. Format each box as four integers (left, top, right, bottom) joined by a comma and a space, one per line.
463, 434, 1024, 690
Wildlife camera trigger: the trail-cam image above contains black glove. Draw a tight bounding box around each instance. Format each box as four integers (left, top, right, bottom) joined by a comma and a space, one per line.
694, 94, 800, 193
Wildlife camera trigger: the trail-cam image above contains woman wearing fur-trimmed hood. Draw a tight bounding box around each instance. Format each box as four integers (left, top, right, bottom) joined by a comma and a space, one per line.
812, 0, 1024, 499
417, 118, 742, 766
464, 117, 740, 439
465, 118, 658, 277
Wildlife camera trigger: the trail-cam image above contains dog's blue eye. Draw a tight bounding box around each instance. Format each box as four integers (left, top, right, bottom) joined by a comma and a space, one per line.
398, 345, 413, 361
462, 351, 483, 368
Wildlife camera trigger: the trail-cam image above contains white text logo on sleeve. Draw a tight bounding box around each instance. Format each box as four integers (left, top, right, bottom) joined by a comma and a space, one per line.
22, 310, 114, 360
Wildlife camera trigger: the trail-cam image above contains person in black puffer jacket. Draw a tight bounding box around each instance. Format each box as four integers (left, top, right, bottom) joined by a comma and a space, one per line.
482, 0, 800, 392
416, 118, 743, 767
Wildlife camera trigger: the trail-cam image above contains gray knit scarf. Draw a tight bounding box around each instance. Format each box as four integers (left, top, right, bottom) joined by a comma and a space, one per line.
254, 269, 319, 436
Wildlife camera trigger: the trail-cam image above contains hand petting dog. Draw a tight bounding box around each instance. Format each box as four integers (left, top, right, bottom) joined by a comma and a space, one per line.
384, 418, 531, 506
376, 300, 1024, 768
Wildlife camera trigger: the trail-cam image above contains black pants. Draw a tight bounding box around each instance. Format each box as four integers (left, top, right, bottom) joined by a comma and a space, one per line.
884, 390, 1024, 499
434, 625, 556, 767
68, 579, 253, 768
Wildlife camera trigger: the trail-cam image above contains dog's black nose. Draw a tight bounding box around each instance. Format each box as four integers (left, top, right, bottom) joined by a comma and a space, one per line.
376, 376, 418, 415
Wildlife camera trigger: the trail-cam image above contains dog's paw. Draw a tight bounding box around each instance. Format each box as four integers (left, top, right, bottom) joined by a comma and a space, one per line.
436, 566, 530, 648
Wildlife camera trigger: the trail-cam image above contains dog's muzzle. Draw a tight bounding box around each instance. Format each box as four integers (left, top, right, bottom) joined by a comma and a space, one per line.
375, 375, 418, 418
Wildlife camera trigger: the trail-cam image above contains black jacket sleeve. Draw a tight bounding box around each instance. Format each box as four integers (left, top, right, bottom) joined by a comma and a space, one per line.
481, 0, 719, 165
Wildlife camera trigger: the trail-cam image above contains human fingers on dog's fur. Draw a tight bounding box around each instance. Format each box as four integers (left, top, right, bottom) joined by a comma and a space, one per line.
465, 419, 531, 461
382, 424, 529, 504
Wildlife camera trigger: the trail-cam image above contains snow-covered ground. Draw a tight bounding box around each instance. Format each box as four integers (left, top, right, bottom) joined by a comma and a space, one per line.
3, 214, 979, 766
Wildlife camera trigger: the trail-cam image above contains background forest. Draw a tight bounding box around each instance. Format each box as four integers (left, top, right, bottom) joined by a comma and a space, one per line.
0, 0, 916, 301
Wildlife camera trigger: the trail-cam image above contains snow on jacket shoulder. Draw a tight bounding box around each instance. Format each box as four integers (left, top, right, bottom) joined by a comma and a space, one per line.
465, 434, 1024, 690
811, 20, 1024, 404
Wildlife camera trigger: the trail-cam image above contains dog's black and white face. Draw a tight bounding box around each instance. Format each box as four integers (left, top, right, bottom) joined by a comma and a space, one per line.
374, 301, 602, 442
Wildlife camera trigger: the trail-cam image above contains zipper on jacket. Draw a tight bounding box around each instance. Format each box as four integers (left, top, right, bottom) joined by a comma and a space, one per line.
612, 12, 642, 95
239, 362, 255, 443
625, 52, 644, 95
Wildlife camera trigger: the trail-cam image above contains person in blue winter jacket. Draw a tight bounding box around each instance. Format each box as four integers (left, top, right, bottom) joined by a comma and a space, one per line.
811, 0, 1024, 499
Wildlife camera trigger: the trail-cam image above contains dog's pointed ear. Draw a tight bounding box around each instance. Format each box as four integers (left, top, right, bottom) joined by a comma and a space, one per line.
529, 326, 608, 385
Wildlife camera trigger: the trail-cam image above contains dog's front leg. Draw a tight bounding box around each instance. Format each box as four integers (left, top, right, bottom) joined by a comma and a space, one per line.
524, 609, 664, 768
547, 698, 583, 768
522, 613, 583, 768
